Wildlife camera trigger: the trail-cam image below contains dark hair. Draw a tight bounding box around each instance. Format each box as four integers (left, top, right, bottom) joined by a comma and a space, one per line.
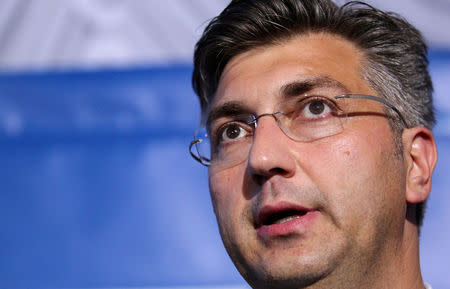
192, 0, 434, 227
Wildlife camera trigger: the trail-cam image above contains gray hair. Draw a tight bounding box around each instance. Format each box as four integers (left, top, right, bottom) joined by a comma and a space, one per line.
192, 0, 435, 226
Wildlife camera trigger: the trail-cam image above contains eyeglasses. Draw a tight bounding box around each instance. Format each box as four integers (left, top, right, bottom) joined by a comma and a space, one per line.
189, 94, 407, 168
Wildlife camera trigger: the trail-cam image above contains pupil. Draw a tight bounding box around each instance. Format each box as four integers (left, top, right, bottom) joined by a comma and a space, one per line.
226, 125, 240, 139
309, 101, 325, 114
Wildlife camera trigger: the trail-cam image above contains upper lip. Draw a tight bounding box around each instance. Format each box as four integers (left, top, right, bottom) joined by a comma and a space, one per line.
255, 201, 313, 228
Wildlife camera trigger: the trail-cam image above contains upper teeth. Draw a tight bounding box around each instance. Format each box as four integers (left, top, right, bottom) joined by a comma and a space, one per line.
273, 214, 301, 224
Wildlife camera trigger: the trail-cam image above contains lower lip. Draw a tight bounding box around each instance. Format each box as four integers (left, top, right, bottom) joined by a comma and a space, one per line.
257, 211, 320, 239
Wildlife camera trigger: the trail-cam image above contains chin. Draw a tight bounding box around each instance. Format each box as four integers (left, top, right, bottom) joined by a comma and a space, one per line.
245, 270, 328, 289
240, 255, 335, 289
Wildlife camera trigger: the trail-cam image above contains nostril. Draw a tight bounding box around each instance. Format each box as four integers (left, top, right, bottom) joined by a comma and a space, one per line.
269, 167, 288, 175
251, 167, 288, 186
253, 174, 265, 186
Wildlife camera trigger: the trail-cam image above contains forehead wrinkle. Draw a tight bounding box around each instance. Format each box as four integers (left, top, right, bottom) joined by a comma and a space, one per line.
279, 76, 352, 101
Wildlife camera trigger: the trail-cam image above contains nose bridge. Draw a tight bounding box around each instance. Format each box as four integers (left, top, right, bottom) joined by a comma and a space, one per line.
253, 111, 291, 140
248, 112, 295, 178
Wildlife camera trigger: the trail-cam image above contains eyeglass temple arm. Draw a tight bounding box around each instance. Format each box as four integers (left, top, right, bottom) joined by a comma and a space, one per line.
189, 139, 210, 166
335, 94, 408, 127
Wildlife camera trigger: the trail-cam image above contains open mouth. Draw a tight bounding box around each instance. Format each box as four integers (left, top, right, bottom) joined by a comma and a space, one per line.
263, 210, 308, 225
256, 203, 318, 237
258, 206, 310, 228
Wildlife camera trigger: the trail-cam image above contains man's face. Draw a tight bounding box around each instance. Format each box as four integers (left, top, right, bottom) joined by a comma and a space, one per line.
207, 33, 408, 288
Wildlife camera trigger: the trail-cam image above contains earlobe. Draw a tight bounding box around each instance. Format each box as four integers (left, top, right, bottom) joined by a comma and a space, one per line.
403, 127, 438, 204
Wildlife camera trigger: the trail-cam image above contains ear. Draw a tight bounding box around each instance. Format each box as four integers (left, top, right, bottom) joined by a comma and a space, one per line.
402, 127, 438, 204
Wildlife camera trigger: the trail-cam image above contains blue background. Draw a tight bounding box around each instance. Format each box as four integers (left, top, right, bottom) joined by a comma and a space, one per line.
0, 51, 449, 288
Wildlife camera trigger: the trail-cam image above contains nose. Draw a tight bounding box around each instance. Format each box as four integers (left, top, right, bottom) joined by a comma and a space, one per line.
247, 115, 296, 183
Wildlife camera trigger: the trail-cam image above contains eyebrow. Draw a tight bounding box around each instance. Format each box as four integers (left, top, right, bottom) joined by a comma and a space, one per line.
280, 76, 351, 101
205, 76, 351, 127
206, 101, 251, 128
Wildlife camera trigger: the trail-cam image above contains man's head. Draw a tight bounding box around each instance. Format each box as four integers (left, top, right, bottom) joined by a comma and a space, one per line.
191, 0, 437, 288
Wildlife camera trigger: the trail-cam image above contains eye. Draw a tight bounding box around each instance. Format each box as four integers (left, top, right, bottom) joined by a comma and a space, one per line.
307, 100, 326, 115
298, 97, 336, 119
219, 123, 250, 143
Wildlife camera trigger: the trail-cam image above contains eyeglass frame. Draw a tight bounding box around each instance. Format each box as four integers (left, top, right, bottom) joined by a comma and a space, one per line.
189, 94, 408, 167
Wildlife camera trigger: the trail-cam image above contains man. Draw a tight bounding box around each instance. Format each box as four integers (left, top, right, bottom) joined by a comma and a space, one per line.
189, 0, 438, 288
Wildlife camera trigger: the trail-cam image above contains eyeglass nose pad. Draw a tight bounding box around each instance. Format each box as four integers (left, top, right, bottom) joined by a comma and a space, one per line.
252, 112, 282, 127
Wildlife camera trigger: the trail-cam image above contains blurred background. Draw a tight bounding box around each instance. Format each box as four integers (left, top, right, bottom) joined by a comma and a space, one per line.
0, 0, 448, 288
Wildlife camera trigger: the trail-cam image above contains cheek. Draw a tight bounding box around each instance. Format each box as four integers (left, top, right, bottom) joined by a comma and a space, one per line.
208, 166, 247, 230
300, 135, 367, 188
299, 128, 395, 218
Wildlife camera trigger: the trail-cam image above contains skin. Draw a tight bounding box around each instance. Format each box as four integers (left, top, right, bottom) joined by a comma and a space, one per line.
207, 33, 437, 289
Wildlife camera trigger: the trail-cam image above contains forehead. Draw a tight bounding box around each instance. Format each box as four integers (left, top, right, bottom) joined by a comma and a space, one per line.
212, 33, 374, 110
